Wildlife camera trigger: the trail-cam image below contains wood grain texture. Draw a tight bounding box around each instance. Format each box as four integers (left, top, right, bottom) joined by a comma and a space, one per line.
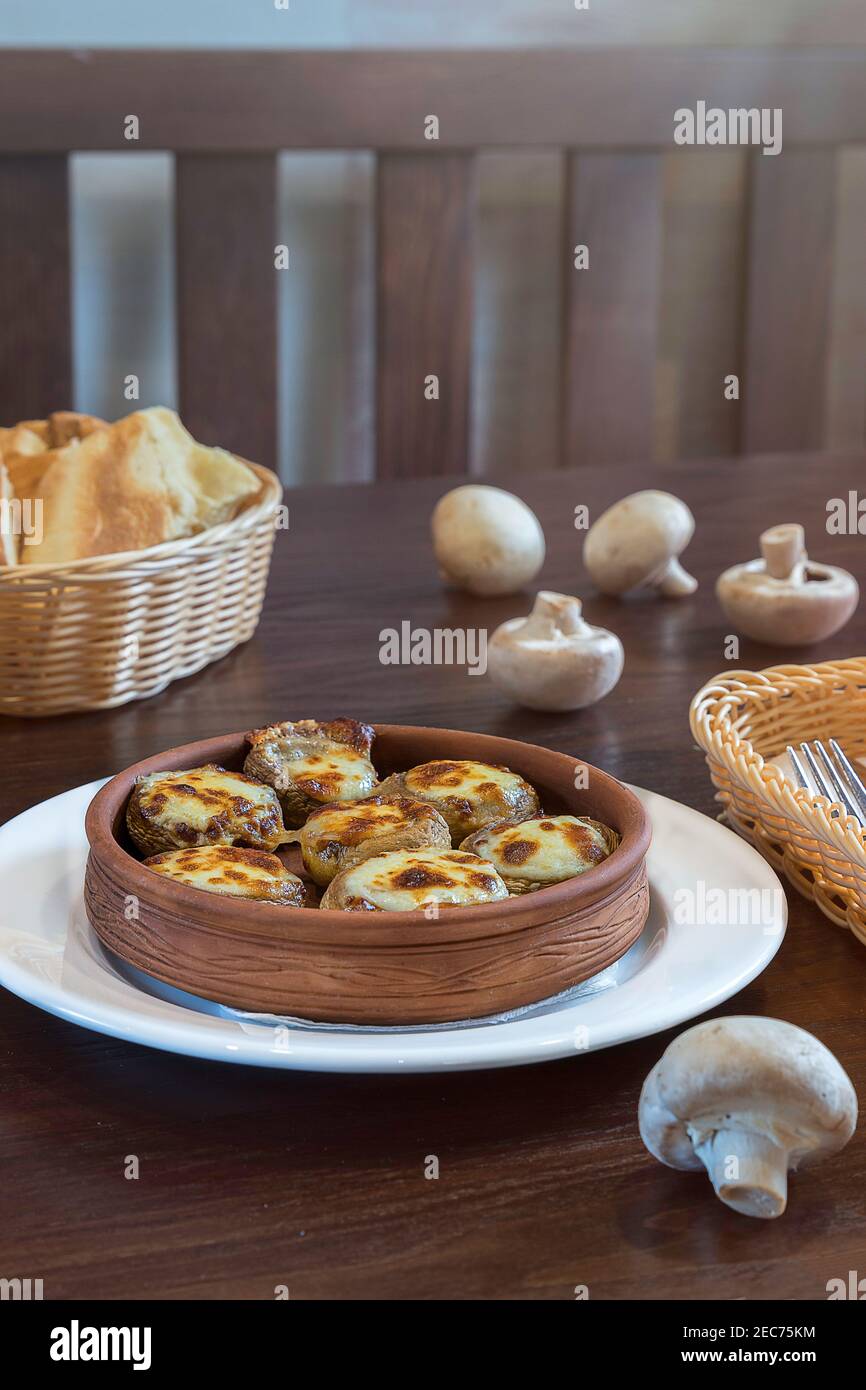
376, 154, 474, 477
1, 51, 862, 482
825, 146, 866, 450
0, 156, 71, 418
656, 151, 749, 460
743, 149, 836, 453
471, 153, 563, 477
2, 455, 866, 1299
561, 153, 662, 465
0, 50, 864, 151
176, 154, 278, 466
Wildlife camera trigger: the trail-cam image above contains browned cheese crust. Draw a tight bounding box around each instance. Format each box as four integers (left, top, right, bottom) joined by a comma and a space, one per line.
319, 847, 509, 912
126, 763, 290, 856
144, 844, 306, 905
460, 814, 620, 894
299, 794, 451, 887
376, 759, 541, 843
243, 717, 378, 826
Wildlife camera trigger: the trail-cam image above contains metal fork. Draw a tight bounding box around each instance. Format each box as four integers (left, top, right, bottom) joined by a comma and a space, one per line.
786, 739, 866, 822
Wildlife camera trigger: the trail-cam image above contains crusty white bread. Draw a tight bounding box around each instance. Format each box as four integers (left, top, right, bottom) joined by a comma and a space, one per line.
0, 411, 106, 454
0, 422, 51, 503
0, 460, 17, 565
4, 448, 53, 500
43, 411, 107, 447
0, 412, 108, 501
17, 406, 261, 566
0, 420, 48, 454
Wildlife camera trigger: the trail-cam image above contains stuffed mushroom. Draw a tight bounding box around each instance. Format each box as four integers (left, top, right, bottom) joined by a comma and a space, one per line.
243, 718, 378, 827
144, 845, 307, 906
376, 759, 540, 843
460, 815, 619, 894
126, 764, 293, 857
295, 794, 451, 888
319, 847, 509, 913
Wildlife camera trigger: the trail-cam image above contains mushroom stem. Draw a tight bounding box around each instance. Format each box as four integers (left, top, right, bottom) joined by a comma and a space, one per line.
486, 590, 624, 710
760, 523, 806, 581
695, 1129, 790, 1219
529, 590, 588, 636
655, 556, 698, 598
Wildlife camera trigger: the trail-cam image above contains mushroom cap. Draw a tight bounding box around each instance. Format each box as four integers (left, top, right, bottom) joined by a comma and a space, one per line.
639, 1016, 857, 1172
716, 526, 858, 646
487, 591, 624, 711
431, 484, 545, 597
584, 490, 695, 596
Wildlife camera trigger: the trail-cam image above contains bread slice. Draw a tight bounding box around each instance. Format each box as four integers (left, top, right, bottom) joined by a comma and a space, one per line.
0, 422, 49, 500
0, 420, 48, 455
4, 447, 55, 500
44, 411, 107, 447
19, 407, 261, 566
0, 460, 18, 565
0, 412, 106, 452
0, 411, 109, 500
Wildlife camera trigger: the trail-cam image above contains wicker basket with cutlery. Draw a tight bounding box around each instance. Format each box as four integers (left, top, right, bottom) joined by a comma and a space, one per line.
690, 657, 866, 943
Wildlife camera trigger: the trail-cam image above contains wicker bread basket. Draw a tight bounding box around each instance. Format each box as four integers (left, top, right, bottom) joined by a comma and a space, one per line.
690, 657, 866, 943
0, 462, 282, 717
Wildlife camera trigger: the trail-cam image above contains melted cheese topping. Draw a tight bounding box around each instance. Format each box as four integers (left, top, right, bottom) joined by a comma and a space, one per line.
404, 760, 525, 801
334, 848, 508, 912
399, 759, 539, 840
283, 745, 377, 801
135, 765, 283, 842
466, 816, 616, 884
305, 798, 428, 847
145, 846, 304, 902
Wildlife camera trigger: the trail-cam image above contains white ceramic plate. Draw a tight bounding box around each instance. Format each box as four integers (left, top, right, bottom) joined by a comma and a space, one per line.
0, 780, 786, 1073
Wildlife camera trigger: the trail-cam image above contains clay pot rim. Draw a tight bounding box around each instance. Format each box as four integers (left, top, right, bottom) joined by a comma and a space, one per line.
85, 725, 651, 946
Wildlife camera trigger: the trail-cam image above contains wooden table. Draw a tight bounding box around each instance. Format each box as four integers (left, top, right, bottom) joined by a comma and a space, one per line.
3, 454, 866, 1301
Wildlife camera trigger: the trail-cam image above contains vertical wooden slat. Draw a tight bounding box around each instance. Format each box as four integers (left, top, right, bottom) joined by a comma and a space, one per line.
561, 152, 662, 467
743, 149, 836, 453
656, 151, 749, 461
376, 154, 474, 478
472, 152, 563, 478
826, 148, 866, 450
176, 154, 277, 467
0, 156, 71, 417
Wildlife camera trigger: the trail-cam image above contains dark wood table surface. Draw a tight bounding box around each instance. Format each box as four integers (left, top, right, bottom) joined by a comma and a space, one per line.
3, 454, 866, 1301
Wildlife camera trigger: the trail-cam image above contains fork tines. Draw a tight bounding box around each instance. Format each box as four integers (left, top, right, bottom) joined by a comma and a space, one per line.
787, 738, 866, 823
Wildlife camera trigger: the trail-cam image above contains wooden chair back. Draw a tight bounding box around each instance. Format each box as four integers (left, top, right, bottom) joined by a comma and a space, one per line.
0, 48, 863, 476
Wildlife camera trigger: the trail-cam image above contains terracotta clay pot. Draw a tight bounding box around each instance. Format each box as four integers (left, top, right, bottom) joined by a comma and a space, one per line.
84, 725, 652, 1025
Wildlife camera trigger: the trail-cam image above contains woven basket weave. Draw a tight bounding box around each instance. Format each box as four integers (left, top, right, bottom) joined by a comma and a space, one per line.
690, 657, 866, 944
0, 462, 282, 717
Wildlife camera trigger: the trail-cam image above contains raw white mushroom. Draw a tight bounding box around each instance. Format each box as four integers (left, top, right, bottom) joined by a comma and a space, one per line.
639, 1017, 857, 1219
716, 523, 858, 645
583, 490, 697, 598
487, 590, 623, 711
431, 484, 545, 597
